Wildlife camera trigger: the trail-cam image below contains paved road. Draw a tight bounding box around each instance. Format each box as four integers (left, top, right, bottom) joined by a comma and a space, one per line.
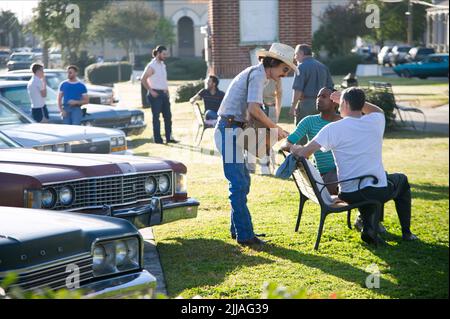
404, 104, 449, 135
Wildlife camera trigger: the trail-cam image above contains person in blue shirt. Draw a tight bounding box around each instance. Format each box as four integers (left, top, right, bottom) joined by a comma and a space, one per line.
57, 65, 88, 125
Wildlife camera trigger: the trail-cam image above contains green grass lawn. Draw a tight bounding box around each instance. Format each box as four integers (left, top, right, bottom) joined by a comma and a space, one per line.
126, 83, 449, 299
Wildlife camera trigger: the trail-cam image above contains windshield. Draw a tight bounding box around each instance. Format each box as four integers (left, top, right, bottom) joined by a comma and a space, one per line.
398, 47, 411, 53
46, 76, 62, 90
10, 54, 33, 62
0, 85, 59, 114
0, 131, 20, 148
0, 99, 31, 125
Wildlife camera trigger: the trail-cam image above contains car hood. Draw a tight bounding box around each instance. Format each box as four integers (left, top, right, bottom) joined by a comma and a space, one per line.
0, 207, 138, 272
0, 149, 176, 184
1, 123, 122, 147
86, 84, 113, 92
83, 104, 132, 116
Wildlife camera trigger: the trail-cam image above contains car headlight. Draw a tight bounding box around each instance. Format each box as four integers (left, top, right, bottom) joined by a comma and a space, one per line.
110, 137, 118, 147
117, 136, 125, 146
53, 144, 66, 152
59, 186, 74, 206
158, 174, 171, 193
175, 173, 187, 194
144, 176, 157, 195
92, 237, 140, 277
81, 121, 93, 127
110, 136, 127, 153
131, 115, 137, 124
42, 188, 57, 208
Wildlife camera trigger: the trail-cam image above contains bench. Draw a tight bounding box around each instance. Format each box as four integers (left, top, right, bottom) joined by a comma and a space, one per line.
368, 81, 427, 131
280, 151, 381, 250
193, 102, 217, 146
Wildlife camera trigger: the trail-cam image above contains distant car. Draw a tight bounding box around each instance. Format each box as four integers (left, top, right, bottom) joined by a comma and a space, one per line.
405, 47, 435, 62
0, 49, 11, 65
6, 53, 36, 71
0, 206, 156, 297
351, 47, 376, 63
393, 53, 449, 79
7, 70, 117, 105
0, 81, 145, 136
0, 134, 199, 230
388, 45, 412, 66
378, 46, 392, 65
0, 95, 129, 154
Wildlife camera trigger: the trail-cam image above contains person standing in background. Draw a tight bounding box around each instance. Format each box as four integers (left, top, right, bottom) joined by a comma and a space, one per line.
27, 63, 49, 123
57, 65, 88, 125
290, 44, 334, 144
141, 45, 177, 144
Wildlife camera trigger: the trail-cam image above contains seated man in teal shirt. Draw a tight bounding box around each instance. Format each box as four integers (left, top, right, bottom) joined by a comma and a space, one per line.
281, 87, 341, 194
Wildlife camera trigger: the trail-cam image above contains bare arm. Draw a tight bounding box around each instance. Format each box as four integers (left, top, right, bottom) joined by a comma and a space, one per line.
40, 77, 47, 98
81, 93, 89, 106
290, 90, 303, 116
290, 141, 321, 159
141, 66, 154, 91
362, 101, 384, 114
275, 80, 282, 120
189, 93, 202, 104
57, 91, 63, 111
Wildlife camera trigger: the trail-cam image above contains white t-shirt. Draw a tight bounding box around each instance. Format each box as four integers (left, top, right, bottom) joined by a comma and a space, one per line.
312, 112, 387, 193
143, 58, 168, 90
27, 75, 46, 109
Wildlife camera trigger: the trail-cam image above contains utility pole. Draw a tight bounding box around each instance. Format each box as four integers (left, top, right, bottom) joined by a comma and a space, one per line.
406, 0, 414, 45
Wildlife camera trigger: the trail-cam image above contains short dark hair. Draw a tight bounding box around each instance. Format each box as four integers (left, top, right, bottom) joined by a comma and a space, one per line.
209, 75, 219, 87
67, 65, 79, 73
152, 45, 167, 57
262, 57, 283, 68
342, 87, 366, 111
31, 63, 44, 74
296, 44, 312, 56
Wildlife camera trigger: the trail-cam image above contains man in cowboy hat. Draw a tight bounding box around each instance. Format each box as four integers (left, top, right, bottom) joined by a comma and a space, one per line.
214, 43, 296, 247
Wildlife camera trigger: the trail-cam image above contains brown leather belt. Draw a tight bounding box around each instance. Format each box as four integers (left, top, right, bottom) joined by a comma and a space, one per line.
219, 116, 246, 128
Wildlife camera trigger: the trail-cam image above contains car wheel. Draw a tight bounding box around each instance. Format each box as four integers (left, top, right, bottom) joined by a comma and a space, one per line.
402, 70, 411, 78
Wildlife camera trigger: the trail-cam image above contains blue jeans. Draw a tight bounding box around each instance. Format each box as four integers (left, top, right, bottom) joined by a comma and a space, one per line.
205, 109, 218, 120
62, 107, 83, 125
214, 120, 255, 241
147, 91, 172, 143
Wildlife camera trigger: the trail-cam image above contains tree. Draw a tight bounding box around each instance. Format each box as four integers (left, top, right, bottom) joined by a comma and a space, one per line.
153, 17, 176, 47
88, 2, 161, 60
0, 10, 21, 48
313, 1, 369, 57
29, 0, 109, 64
362, 0, 430, 45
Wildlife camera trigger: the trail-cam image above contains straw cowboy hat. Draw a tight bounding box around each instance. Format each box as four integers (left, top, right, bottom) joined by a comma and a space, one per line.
257, 43, 299, 75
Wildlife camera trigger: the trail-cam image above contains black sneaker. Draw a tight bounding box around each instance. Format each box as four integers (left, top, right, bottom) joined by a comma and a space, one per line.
166, 139, 179, 144
402, 232, 418, 241
361, 230, 386, 247
237, 236, 266, 247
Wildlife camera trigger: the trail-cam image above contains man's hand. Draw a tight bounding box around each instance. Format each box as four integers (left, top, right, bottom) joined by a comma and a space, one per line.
60, 110, 67, 118
276, 126, 289, 141
330, 91, 341, 104
290, 144, 303, 157
150, 89, 159, 98
280, 140, 292, 152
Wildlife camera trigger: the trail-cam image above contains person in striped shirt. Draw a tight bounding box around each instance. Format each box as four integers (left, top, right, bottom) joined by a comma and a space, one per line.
281, 87, 341, 194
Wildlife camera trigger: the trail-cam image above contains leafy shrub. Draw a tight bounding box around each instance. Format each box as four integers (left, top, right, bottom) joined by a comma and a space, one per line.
320, 54, 363, 76
85, 62, 132, 85
175, 81, 204, 103
364, 89, 397, 128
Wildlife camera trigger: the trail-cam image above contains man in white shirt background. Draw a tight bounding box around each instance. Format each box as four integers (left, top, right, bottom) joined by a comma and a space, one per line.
141, 45, 177, 144
27, 63, 49, 123
290, 87, 418, 246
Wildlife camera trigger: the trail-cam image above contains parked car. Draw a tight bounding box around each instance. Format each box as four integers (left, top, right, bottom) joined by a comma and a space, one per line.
0, 136, 199, 229
0, 81, 145, 136
378, 46, 392, 65
351, 47, 376, 63
6, 53, 37, 71
8, 70, 117, 105
393, 53, 449, 79
0, 206, 157, 297
405, 47, 435, 62
0, 49, 11, 65
388, 45, 412, 66
0, 95, 129, 154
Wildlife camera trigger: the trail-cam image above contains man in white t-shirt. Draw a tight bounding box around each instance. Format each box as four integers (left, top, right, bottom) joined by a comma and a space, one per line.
290, 87, 417, 246
27, 63, 49, 123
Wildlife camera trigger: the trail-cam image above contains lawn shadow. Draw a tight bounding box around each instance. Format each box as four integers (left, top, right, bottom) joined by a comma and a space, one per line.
384, 130, 449, 139
410, 183, 449, 201
265, 236, 448, 298
157, 237, 274, 297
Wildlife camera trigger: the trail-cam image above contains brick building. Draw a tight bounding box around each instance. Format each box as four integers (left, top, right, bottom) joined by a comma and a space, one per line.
206, 0, 312, 104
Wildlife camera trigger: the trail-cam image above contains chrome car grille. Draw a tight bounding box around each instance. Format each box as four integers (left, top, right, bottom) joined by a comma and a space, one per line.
46, 171, 173, 211
7, 255, 93, 292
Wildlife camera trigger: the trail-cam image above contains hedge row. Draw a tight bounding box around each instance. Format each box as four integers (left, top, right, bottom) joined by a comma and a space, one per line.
85, 62, 132, 85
